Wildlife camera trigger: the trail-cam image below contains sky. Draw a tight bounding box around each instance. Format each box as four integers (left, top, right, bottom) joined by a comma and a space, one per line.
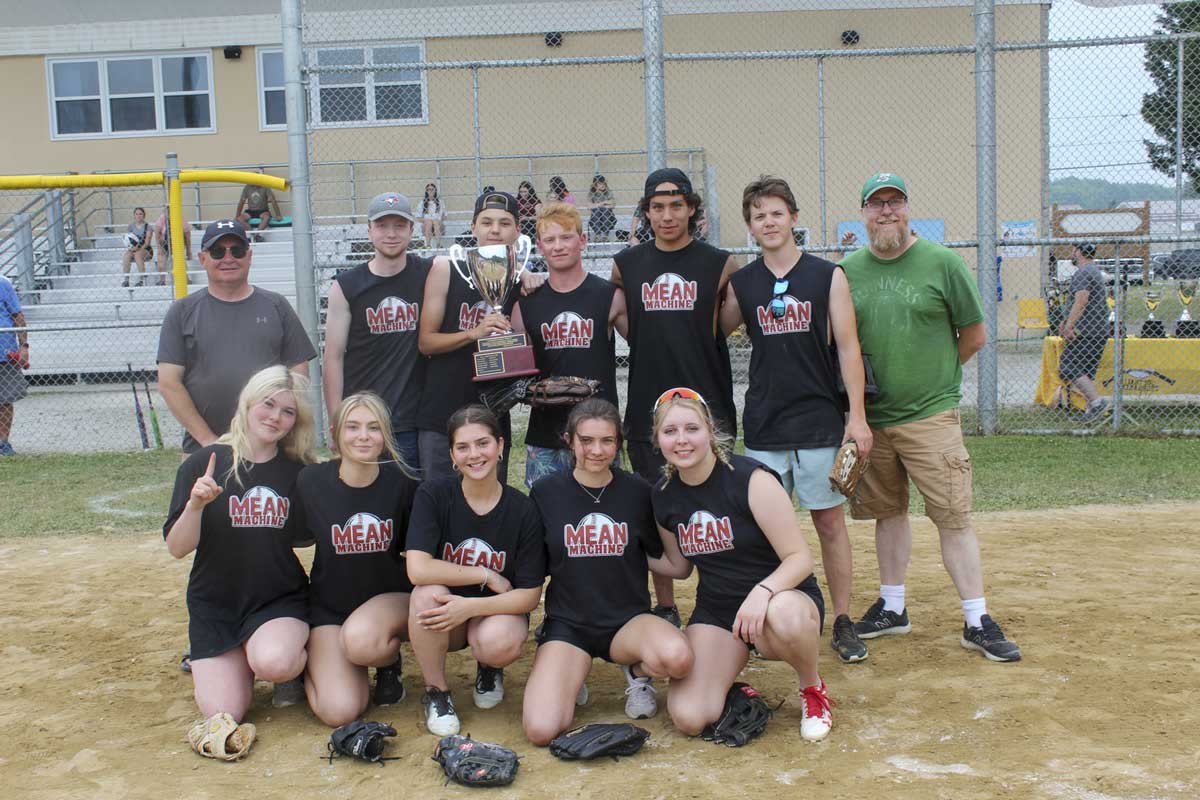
1048, 0, 1169, 186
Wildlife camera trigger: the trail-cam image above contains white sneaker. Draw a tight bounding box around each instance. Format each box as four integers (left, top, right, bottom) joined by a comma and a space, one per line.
473, 664, 504, 709
622, 665, 657, 719
422, 688, 460, 736
800, 681, 833, 742
576, 682, 589, 707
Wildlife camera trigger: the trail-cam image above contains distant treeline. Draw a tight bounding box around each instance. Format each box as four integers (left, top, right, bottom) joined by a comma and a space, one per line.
1050, 177, 1198, 209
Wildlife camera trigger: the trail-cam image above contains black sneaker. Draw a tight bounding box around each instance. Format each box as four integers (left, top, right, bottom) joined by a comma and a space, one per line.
831, 614, 869, 662
179, 649, 192, 674
473, 664, 504, 709
651, 604, 683, 629
373, 657, 405, 705
853, 597, 912, 639
422, 688, 460, 735
961, 614, 1021, 662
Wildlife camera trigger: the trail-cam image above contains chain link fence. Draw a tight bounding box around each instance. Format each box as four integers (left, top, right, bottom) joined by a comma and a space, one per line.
4, 0, 1200, 452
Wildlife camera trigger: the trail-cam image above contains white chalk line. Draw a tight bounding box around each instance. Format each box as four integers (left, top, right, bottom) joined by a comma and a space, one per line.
87, 482, 173, 518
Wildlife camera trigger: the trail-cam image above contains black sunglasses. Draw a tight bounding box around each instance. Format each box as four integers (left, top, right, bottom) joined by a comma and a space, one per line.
207, 244, 248, 259
770, 279, 789, 318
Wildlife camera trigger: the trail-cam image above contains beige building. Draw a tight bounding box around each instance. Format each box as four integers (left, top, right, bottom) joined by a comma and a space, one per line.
0, 0, 1048, 330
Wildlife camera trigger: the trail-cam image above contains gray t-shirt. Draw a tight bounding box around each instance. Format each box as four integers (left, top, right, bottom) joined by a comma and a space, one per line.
240, 185, 275, 213
125, 221, 151, 248
157, 287, 316, 452
1070, 262, 1108, 338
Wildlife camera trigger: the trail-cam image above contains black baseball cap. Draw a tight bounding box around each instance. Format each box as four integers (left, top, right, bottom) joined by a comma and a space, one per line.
1076, 243, 1096, 258
200, 219, 251, 251
473, 191, 519, 222
643, 168, 693, 201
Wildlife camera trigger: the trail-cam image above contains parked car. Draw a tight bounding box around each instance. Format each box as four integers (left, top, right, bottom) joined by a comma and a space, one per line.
1159, 248, 1200, 279
1095, 257, 1151, 285
1054, 259, 1112, 286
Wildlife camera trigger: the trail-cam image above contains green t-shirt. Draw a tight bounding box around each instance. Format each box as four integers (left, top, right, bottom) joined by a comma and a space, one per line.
840, 238, 984, 428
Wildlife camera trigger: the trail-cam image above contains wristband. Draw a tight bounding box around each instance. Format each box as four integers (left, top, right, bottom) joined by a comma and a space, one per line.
756, 583, 776, 598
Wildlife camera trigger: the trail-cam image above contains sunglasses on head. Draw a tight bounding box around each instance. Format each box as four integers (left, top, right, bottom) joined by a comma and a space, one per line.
206, 244, 248, 259
770, 279, 789, 318
653, 387, 709, 414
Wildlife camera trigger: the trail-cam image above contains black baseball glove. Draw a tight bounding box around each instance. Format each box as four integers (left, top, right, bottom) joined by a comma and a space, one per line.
700, 683, 775, 747
432, 734, 519, 787
327, 720, 397, 764
548, 723, 650, 761
478, 376, 537, 416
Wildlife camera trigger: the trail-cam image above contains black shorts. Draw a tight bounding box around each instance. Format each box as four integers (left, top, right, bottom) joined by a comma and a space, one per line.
188, 589, 309, 660
536, 615, 644, 661
1059, 335, 1107, 382
688, 576, 826, 646
626, 440, 666, 483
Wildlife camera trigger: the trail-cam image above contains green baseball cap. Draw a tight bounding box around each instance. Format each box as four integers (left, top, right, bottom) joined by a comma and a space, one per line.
860, 172, 908, 205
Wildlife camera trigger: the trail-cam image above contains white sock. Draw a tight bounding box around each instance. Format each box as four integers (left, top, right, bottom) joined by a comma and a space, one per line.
962, 597, 987, 628
880, 584, 906, 614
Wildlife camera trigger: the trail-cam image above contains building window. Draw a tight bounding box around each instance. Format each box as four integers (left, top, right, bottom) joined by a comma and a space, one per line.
47, 52, 215, 139
258, 49, 287, 130
309, 42, 427, 127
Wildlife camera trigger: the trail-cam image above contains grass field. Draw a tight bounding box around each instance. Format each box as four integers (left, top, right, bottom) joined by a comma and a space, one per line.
0, 434, 1189, 539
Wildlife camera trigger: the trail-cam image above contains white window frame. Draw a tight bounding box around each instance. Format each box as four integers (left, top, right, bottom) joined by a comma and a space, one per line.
46, 51, 216, 141
308, 41, 428, 129
257, 48, 287, 131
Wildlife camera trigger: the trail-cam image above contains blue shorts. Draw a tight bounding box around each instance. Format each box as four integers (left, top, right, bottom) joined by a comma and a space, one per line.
743, 446, 843, 511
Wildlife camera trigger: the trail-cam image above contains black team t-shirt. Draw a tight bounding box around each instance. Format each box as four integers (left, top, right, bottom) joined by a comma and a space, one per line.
530, 469, 662, 630
651, 454, 819, 625
335, 254, 431, 433
164, 444, 308, 657
294, 460, 418, 625
615, 238, 736, 442
730, 254, 844, 450
517, 274, 619, 448
406, 476, 546, 598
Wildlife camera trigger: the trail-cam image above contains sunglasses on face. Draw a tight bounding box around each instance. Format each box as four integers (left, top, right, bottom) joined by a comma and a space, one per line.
206, 244, 248, 259
653, 387, 709, 414
769, 279, 790, 319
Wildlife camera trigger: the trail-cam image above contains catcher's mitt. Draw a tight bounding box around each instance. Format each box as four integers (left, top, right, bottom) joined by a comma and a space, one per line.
828, 439, 869, 497
700, 682, 775, 747
187, 712, 256, 761
478, 376, 537, 416
432, 734, 519, 787
548, 723, 650, 761
526, 376, 601, 407
328, 720, 398, 765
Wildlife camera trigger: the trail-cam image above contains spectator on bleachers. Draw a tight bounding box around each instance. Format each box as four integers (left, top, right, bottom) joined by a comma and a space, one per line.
420, 183, 445, 249
237, 184, 282, 231
587, 175, 617, 242
0, 274, 28, 456
155, 210, 192, 286
122, 207, 154, 288
548, 176, 576, 207
517, 181, 541, 242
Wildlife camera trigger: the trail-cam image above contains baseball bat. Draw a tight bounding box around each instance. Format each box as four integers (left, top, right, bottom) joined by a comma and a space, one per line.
143, 378, 164, 450
127, 363, 150, 451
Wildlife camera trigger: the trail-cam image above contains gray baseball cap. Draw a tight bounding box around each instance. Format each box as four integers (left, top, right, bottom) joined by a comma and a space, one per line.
368, 192, 414, 222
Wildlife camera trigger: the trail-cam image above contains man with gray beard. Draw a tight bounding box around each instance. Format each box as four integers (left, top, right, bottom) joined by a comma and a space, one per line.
839, 173, 1021, 663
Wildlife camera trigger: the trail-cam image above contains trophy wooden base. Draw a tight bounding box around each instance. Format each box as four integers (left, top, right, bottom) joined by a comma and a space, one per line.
1140, 319, 1166, 339
472, 333, 540, 382
1175, 319, 1200, 338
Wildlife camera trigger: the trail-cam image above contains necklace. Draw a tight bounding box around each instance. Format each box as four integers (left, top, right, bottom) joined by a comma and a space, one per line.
576, 478, 610, 504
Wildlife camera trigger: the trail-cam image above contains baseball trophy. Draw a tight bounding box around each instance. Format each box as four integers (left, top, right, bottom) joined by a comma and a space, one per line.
1175, 280, 1198, 338
449, 235, 539, 382
1140, 289, 1165, 338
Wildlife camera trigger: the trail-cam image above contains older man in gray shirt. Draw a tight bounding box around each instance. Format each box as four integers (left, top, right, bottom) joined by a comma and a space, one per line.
157, 219, 315, 454
1057, 242, 1111, 421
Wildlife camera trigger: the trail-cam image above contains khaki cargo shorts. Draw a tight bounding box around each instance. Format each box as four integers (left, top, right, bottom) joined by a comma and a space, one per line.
848, 408, 973, 528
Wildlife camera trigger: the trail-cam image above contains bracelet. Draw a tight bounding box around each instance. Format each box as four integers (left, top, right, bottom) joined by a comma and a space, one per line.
756, 583, 776, 598
479, 569, 489, 591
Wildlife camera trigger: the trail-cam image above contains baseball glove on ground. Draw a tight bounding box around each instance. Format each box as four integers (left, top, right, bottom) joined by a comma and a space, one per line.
432, 734, 519, 787
187, 712, 256, 761
548, 723, 651, 761
526, 376, 601, 407
828, 439, 869, 497
700, 683, 774, 747
327, 720, 397, 765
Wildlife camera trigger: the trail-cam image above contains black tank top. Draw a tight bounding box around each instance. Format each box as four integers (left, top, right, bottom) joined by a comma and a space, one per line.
730, 254, 844, 450
336, 254, 431, 432
615, 239, 736, 442
517, 273, 619, 448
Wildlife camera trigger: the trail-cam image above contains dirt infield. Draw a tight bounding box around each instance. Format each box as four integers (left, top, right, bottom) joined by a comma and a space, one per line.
0, 504, 1196, 799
